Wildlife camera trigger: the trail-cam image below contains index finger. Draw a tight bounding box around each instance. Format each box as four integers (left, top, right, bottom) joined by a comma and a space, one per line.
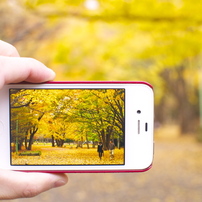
0, 56, 56, 88
0, 40, 20, 57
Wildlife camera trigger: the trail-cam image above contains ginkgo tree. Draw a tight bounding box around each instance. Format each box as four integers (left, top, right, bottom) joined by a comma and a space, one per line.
3, 0, 202, 135
72, 89, 124, 149
10, 89, 59, 150
10, 88, 125, 150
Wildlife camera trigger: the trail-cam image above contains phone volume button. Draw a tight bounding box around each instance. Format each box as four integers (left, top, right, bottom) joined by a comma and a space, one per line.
153, 142, 155, 155
0, 121, 4, 135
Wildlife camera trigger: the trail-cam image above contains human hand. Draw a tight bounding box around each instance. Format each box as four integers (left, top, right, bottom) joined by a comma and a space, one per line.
0, 40, 56, 88
0, 40, 68, 199
0, 170, 68, 199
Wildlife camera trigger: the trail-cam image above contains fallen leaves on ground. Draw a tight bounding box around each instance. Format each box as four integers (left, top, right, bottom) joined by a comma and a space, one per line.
12, 145, 124, 165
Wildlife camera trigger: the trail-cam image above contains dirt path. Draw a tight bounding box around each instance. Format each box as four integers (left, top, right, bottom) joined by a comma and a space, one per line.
4, 136, 202, 202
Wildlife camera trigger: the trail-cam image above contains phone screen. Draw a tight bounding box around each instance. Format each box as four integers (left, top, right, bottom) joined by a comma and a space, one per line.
9, 88, 125, 166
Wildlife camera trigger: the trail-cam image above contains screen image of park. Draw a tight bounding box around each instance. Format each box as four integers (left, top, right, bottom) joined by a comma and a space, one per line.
10, 88, 125, 166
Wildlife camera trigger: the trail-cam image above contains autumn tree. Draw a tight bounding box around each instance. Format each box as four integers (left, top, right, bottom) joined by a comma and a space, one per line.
2, 0, 202, 135
71, 89, 124, 149
10, 90, 40, 150
11, 89, 59, 150
10, 88, 125, 150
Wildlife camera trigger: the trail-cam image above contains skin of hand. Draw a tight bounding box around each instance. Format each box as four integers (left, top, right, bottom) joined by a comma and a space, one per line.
0, 40, 68, 199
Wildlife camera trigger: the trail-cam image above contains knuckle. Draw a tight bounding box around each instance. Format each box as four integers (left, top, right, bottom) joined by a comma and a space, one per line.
0, 41, 20, 57
22, 185, 39, 198
6, 45, 19, 57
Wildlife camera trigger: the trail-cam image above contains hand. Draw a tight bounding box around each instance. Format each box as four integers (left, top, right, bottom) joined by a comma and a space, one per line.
0, 40, 68, 199
0, 40, 56, 88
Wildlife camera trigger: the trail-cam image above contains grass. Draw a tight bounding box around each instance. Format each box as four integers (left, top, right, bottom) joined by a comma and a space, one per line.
18, 151, 41, 156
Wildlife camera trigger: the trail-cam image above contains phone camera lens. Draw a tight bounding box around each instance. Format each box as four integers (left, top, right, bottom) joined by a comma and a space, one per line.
137, 110, 141, 114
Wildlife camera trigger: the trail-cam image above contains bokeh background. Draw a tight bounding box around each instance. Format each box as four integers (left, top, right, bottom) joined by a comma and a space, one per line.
1, 0, 202, 201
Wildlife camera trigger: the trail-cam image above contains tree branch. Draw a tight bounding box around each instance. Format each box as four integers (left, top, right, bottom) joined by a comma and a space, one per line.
11, 98, 32, 108
30, 10, 201, 24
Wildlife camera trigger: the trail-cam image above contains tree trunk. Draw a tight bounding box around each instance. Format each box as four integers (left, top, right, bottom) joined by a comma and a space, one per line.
56, 139, 64, 147
161, 66, 198, 134
86, 134, 89, 149
51, 135, 55, 147
101, 129, 107, 150
25, 130, 28, 150
27, 125, 38, 150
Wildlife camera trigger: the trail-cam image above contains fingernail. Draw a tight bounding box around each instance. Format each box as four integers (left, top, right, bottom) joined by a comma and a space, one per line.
54, 180, 67, 188
48, 69, 56, 81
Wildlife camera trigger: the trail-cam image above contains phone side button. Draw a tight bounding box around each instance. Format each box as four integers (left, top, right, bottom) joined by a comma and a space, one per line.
0, 121, 4, 135
153, 142, 155, 155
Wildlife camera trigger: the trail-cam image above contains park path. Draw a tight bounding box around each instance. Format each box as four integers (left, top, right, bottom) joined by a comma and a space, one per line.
4, 135, 202, 202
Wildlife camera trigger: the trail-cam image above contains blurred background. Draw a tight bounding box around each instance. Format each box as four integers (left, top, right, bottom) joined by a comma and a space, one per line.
1, 0, 202, 201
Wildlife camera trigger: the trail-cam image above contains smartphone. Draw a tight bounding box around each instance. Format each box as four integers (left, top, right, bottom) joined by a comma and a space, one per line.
0, 81, 154, 173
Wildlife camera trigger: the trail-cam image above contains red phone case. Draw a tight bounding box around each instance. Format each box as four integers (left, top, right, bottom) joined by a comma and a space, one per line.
13, 81, 153, 173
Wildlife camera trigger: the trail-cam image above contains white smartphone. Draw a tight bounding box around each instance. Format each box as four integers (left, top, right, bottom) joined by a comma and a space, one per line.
0, 81, 154, 173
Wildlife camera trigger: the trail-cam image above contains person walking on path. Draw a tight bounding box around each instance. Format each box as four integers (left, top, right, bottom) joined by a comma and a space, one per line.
109, 140, 115, 160
97, 142, 104, 160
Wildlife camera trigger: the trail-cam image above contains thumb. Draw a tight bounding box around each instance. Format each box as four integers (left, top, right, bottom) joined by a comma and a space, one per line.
0, 170, 68, 199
